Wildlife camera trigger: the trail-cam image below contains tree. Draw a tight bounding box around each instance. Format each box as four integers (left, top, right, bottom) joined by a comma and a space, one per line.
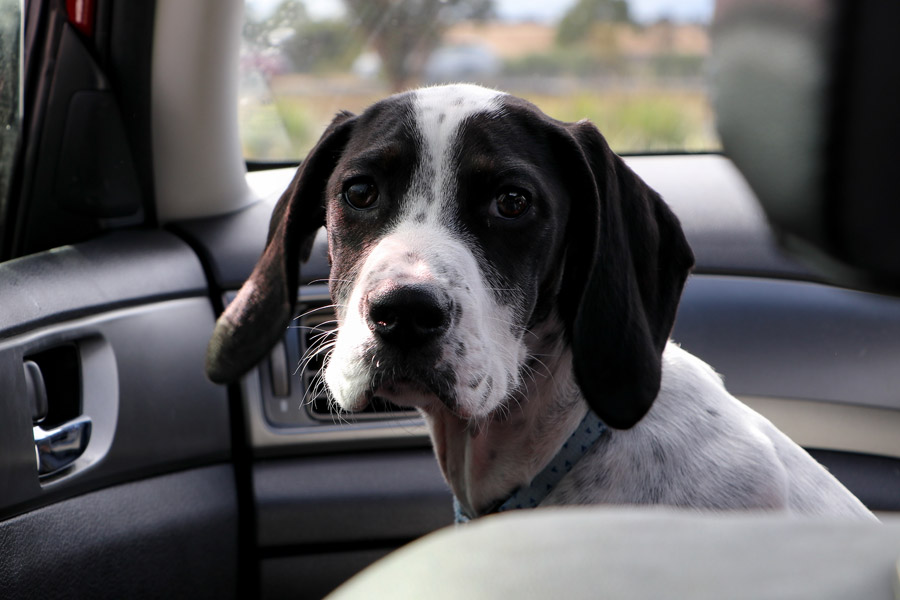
556, 0, 631, 47
244, 0, 359, 76
243, 0, 308, 48
244, 0, 493, 88
343, 0, 493, 91
283, 20, 362, 74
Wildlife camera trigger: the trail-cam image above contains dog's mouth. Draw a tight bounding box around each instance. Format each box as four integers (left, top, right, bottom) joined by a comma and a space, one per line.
361, 362, 458, 415
368, 378, 438, 409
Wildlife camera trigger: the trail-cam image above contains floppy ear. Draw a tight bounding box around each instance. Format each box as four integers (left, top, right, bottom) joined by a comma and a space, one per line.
559, 121, 694, 429
205, 112, 356, 384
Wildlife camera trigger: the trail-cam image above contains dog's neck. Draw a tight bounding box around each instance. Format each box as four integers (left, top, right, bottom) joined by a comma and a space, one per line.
421, 321, 588, 517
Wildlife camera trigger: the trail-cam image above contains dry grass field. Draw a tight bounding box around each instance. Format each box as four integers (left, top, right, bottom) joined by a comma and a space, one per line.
240, 75, 719, 160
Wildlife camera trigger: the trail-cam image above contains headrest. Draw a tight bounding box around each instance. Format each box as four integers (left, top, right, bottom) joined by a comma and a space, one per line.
711, 0, 900, 291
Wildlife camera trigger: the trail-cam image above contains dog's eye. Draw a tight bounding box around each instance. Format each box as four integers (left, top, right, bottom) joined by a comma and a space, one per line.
343, 180, 379, 210
492, 189, 532, 219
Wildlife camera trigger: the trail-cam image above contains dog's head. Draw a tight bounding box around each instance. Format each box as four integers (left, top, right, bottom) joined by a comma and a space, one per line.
207, 84, 693, 429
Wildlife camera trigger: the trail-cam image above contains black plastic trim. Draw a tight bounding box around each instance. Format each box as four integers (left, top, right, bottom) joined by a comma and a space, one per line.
170, 199, 279, 292
246, 159, 301, 172
261, 549, 396, 600
0, 465, 238, 600
807, 449, 900, 512
104, 0, 159, 228
674, 275, 900, 411
254, 449, 453, 549
0, 230, 207, 338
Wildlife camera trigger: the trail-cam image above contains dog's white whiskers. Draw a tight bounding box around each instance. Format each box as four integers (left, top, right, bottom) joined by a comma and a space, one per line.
301, 368, 325, 407
527, 355, 555, 381
296, 340, 336, 377
306, 324, 339, 344
483, 314, 539, 340
307, 277, 353, 286
294, 303, 341, 321
298, 337, 338, 410
521, 327, 540, 340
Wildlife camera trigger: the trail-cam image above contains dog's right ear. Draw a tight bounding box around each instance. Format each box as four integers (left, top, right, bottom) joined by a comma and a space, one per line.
205, 111, 356, 384
558, 120, 694, 429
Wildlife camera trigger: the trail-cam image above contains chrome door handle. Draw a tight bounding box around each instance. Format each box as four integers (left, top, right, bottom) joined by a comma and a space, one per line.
33, 416, 92, 477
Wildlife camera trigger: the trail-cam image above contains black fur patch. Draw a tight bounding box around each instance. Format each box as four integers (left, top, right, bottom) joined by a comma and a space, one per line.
449, 104, 574, 334
326, 93, 420, 301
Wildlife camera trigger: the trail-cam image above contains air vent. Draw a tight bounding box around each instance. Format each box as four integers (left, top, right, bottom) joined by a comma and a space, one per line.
297, 302, 417, 421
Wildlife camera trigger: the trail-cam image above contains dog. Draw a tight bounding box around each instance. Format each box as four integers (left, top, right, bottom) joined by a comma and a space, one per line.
207, 84, 875, 521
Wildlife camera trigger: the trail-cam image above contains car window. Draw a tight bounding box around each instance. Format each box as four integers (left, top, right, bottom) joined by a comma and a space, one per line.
239, 0, 718, 161
0, 0, 22, 242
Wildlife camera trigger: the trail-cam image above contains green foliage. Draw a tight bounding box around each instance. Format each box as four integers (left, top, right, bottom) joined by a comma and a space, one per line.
556, 0, 630, 47
508, 51, 705, 81
237, 0, 719, 160
246, 0, 494, 88
244, 0, 360, 75
648, 54, 705, 79
503, 47, 627, 78
242, 88, 719, 160
281, 20, 362, 74
239, 102, 294, 160
609, 97, 690, 148
274, 97, 315, 155
526, 91, 716, 153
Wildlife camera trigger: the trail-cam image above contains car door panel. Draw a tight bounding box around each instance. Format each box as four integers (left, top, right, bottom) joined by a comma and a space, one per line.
254, 450, 453, 599
254, 450, 452, 548
0, 231, 238, 599
0, 465, 237, 600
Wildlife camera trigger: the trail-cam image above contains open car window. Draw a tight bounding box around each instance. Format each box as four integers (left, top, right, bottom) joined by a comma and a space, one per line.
238, 0, 719, 162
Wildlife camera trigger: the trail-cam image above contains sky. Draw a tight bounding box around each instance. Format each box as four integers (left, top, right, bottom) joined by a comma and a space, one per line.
250, 0, 715, 24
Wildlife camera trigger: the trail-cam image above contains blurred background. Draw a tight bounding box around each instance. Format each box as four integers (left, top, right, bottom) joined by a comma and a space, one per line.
238, 0, 718, 160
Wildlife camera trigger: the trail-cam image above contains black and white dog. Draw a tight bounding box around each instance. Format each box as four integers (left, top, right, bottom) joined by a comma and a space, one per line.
207, 84, 874, 521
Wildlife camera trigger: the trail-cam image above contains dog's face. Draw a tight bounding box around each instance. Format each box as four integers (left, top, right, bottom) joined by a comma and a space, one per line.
322, 85, 570, 420
206, 84, 695, 430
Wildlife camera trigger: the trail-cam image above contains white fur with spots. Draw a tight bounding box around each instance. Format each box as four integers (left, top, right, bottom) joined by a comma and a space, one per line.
324, 85, 526, 422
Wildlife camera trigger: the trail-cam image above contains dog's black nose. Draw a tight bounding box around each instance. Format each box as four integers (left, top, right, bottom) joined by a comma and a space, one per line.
367, 285, 451, 348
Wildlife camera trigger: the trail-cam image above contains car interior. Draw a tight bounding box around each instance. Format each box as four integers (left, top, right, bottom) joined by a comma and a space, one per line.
1, 0, 898, 599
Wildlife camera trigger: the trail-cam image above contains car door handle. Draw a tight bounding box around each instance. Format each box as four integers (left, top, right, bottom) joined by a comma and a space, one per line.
33, 416, 92, 477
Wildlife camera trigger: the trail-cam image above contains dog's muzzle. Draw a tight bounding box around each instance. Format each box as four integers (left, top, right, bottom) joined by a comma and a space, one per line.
365, 283, 453, 350
326, 227, 519, 420
347, 281, 459, 411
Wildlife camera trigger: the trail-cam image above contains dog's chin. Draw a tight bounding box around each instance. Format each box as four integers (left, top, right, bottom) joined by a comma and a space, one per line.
326, 348, 512, 421
375, 377, 509, 423
371, 379, 444, 411
386, 376, 507, 422
331, 369, 464, 417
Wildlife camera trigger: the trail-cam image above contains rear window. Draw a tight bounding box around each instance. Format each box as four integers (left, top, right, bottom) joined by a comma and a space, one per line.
0, 0, 22, 240
239, 0, 717, 161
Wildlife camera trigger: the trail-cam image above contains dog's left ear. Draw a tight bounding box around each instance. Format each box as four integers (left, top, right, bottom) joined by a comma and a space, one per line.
205, 111, 356, 384
559, 120, 694, 429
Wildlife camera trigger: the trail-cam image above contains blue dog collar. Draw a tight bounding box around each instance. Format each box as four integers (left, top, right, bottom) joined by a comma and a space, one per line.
454, 409, 607, 523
